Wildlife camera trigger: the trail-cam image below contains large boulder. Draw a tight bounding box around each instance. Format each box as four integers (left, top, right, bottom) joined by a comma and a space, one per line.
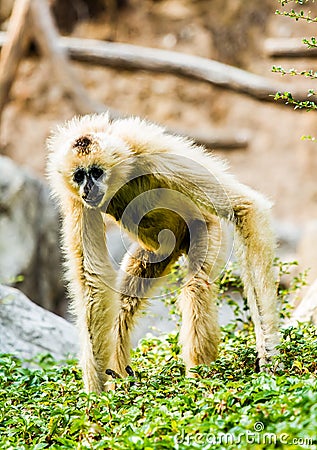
0, 155, 66, 315
0, 284, 78, 360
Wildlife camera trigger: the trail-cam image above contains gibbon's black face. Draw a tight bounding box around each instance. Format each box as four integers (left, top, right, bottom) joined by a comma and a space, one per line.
73, 165, 105, 207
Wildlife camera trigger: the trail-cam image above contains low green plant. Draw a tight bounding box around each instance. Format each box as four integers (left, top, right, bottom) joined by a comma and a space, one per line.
1, 260, 316, 449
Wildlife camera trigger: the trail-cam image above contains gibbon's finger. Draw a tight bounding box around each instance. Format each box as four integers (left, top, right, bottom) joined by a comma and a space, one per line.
106, 368, 121, 379
125, 365, 135, 377
125, 365, 136, 387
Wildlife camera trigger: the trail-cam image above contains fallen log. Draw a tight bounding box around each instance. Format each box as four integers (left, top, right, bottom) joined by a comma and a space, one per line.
0, 31, 311, 102
0, 21, 249, 151
54, 36, 290, 102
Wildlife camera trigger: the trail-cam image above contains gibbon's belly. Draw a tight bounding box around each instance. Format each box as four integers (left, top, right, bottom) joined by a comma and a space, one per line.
134, 208, 190, 254
107, 203, 190, 254
105, 174, 191, 254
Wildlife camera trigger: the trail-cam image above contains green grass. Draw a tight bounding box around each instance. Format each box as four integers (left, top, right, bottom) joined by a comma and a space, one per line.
1, 261, 317, 449
1, 323, 316, 449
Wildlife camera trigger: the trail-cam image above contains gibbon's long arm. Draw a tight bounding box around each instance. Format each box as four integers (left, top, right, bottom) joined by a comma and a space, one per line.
47, 112, 280, 392
53, 194, 120, 392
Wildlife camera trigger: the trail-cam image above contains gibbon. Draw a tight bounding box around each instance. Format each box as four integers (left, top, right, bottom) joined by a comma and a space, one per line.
47, 112, 280, 393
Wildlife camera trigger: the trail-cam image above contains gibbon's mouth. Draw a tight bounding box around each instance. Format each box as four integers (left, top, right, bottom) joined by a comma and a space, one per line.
83, 193, 104, 208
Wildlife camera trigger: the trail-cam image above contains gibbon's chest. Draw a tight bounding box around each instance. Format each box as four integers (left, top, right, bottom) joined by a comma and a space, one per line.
104, 174, 190, 253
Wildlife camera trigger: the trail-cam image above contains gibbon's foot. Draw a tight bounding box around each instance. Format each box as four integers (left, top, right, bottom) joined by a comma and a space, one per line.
125, 365, 136, 387
255, 354, 272, 373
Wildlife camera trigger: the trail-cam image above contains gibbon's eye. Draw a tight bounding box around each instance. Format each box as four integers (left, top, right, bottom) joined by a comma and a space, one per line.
73, 168, 86, 184
89, 166, 104, 180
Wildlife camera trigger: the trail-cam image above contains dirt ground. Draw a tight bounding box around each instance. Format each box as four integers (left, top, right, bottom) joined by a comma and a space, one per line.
1, 0, 317, 229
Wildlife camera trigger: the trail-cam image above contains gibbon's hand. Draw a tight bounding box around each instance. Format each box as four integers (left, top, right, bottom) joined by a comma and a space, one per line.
106, 365, 136, 389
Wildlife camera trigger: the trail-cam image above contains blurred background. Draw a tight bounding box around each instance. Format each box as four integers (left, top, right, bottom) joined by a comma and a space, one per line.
1, 0, 317, 355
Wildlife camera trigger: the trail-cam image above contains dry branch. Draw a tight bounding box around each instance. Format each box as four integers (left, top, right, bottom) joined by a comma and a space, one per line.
0, 0, 31, 118
0, 26, 249, 151
2, 31, 306, 103
264, 38, 317, 58
0, 0, 251, 150
28, 0, 105, 115
57, 37, 306, 102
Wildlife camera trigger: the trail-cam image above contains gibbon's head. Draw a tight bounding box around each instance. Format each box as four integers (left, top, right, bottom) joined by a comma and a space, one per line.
47, 113, 133, 208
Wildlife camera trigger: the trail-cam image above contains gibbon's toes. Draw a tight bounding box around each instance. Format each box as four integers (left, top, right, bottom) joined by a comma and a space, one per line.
105, 366, 135, 379
125, 365, 136, 387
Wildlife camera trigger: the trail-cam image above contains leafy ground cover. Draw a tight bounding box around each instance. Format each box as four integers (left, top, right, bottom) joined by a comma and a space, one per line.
1, 263, 317, 449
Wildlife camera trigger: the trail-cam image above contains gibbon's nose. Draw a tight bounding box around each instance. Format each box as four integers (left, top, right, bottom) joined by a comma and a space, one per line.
83, 177, 95, 197
83, 184, 104, 207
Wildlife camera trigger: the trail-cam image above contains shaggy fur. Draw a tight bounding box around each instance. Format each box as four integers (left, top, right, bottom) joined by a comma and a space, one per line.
47, 112, 280, 393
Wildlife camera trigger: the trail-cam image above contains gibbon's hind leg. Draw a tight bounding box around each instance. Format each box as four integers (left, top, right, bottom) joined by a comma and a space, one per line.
179, 163, 279, 371
232, 195, 280, 371
178, 217, 225, 376
110, 244, 182, 377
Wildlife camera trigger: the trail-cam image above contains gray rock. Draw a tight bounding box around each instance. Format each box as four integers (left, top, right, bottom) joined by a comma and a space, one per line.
0, 155, 66, 315
0, 284, 78, 360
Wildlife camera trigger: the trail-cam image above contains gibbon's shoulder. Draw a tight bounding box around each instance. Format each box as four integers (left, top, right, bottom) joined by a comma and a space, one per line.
110, 116, 230, 175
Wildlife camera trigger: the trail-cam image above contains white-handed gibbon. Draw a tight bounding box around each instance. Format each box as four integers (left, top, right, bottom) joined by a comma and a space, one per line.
47, 112, 280, 393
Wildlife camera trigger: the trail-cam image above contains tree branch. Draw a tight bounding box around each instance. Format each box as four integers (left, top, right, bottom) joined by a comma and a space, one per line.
0, 0, 31, 119
56, 36, 307, 102
28, 0, 105, 115
172, 128, 249, 150
1, 32, 308, 102
0, 22, 250, 150
264, 38, 317, 58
